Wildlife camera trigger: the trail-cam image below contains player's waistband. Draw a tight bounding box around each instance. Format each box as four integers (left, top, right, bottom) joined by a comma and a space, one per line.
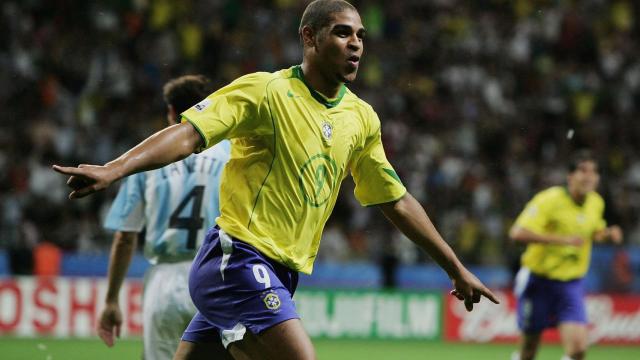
527, 268, 584, 284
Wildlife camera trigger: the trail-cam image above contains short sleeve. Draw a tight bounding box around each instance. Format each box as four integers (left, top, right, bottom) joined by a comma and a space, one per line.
514, 191, 553, 234
350, 108, 406, 206
181, 72, 273, 151
104, 173, 146, 232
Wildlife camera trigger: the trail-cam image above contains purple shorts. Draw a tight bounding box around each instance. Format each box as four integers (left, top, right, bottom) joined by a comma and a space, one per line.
514, 268, 587, 333
182, 227, 299, 347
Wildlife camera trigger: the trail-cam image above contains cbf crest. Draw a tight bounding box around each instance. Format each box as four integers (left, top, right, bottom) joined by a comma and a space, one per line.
263, 292, 281, 310
321, 121, 333, 141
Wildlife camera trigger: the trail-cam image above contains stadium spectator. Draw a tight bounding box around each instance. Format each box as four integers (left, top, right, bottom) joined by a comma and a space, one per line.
607, 248, 634, 293
33, 241, 62, 276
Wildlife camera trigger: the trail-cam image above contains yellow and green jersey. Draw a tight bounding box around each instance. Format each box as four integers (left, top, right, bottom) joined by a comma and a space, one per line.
514, 186, 606, 281
181, 66, 406, 273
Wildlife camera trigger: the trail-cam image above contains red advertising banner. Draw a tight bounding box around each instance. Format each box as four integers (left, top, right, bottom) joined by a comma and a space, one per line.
444, 291, 640, 345
0, 277, 143, 338
3, 276, 639, 344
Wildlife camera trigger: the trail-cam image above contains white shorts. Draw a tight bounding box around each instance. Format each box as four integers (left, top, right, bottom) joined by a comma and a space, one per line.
142, 261, 196, 360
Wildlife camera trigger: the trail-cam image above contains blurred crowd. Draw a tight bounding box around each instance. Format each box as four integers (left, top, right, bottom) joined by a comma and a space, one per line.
1, 0, 639, 285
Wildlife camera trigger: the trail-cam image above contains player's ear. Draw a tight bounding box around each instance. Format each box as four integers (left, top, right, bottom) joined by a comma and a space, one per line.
301, 25, 316, 48
167, 104, 177, 125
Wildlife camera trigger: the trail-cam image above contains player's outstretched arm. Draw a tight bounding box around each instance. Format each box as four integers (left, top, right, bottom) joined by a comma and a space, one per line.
98, 231, 138, 347
593, 225, 624, 244
53, 122, 202, 199
509, 226, 583, 246
378, 192, 499, 311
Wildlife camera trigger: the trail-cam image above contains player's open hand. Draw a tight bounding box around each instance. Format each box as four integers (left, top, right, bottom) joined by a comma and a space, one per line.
97, 302, 123, 347
607, 225, 623, 245
450, 267, 500, 312
52, 164, 115, 199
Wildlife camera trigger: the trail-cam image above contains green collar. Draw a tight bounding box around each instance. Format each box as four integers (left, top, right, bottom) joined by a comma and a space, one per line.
292, 65, 346, 109
564, 186, 586, 207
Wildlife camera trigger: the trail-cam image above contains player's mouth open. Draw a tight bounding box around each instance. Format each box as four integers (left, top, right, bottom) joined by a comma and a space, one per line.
347, 55, 360, 67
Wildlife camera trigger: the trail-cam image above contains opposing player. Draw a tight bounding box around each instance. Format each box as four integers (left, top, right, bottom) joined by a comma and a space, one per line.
54, 1, 499, 359
509, 150, 623, 360
96, 75, 232, 359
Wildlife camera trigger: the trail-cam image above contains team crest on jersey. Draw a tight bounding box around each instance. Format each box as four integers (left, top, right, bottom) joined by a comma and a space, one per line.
321, 122, 333, 140
263, 292, 281, 310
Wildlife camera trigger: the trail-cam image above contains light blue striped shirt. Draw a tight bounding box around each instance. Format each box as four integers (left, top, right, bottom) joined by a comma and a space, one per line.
104, 140, 231, 264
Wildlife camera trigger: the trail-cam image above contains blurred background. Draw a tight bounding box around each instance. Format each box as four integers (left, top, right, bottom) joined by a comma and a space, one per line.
1, 0, 640, 358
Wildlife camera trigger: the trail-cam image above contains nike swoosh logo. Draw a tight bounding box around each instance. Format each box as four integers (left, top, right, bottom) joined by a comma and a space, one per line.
287, 90, 300, 98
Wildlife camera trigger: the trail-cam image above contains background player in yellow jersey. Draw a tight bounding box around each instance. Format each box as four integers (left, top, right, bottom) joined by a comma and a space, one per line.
509, 150, 623, 360
53, 1, 499, 359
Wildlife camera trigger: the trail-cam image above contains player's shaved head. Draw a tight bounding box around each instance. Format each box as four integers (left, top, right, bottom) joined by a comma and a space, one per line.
299, 0, 357, 37
163, 75, 212, 114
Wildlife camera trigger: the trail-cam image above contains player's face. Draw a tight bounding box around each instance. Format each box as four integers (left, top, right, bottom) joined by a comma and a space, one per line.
568, 160, 600, 195
315, 9, 365, 84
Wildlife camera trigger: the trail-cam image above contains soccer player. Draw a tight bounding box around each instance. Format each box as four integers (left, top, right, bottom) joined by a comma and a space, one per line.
54, 1, 499, 359
96, 75, 232, 360
509, 150, 623, 360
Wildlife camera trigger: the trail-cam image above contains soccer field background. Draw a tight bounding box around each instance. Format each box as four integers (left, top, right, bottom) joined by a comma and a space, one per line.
2, 338, 639, 360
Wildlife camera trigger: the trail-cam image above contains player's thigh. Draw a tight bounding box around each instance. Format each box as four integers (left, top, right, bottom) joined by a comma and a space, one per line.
144, 263, 196, 359
558, 322, 588, 354
174, 340, 233, 360
556, 280, 588, 354
228, 319, 315, 360
142, 290, 187, 360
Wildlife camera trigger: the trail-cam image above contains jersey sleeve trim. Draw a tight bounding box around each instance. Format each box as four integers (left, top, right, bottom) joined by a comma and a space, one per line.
181, 114, 209, 151
383, 168, 403, 185
364, 188, 408, 207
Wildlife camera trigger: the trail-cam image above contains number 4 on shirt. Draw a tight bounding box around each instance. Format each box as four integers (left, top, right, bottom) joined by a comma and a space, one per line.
169, 185, 205, 250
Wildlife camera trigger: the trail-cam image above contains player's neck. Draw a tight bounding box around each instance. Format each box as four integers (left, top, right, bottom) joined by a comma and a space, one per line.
300, 62, 343, 99
567, 186, 586, 205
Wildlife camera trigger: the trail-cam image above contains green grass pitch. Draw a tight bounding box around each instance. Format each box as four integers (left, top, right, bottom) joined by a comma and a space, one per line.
1, 338, 638, 359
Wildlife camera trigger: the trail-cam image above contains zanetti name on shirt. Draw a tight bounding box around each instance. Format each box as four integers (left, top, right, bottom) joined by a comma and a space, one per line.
159, 155, 225, 179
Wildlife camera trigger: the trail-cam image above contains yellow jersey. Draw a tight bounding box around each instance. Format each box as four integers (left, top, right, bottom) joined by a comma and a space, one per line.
181, 66, 406, 273
514, 186, 606, 280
